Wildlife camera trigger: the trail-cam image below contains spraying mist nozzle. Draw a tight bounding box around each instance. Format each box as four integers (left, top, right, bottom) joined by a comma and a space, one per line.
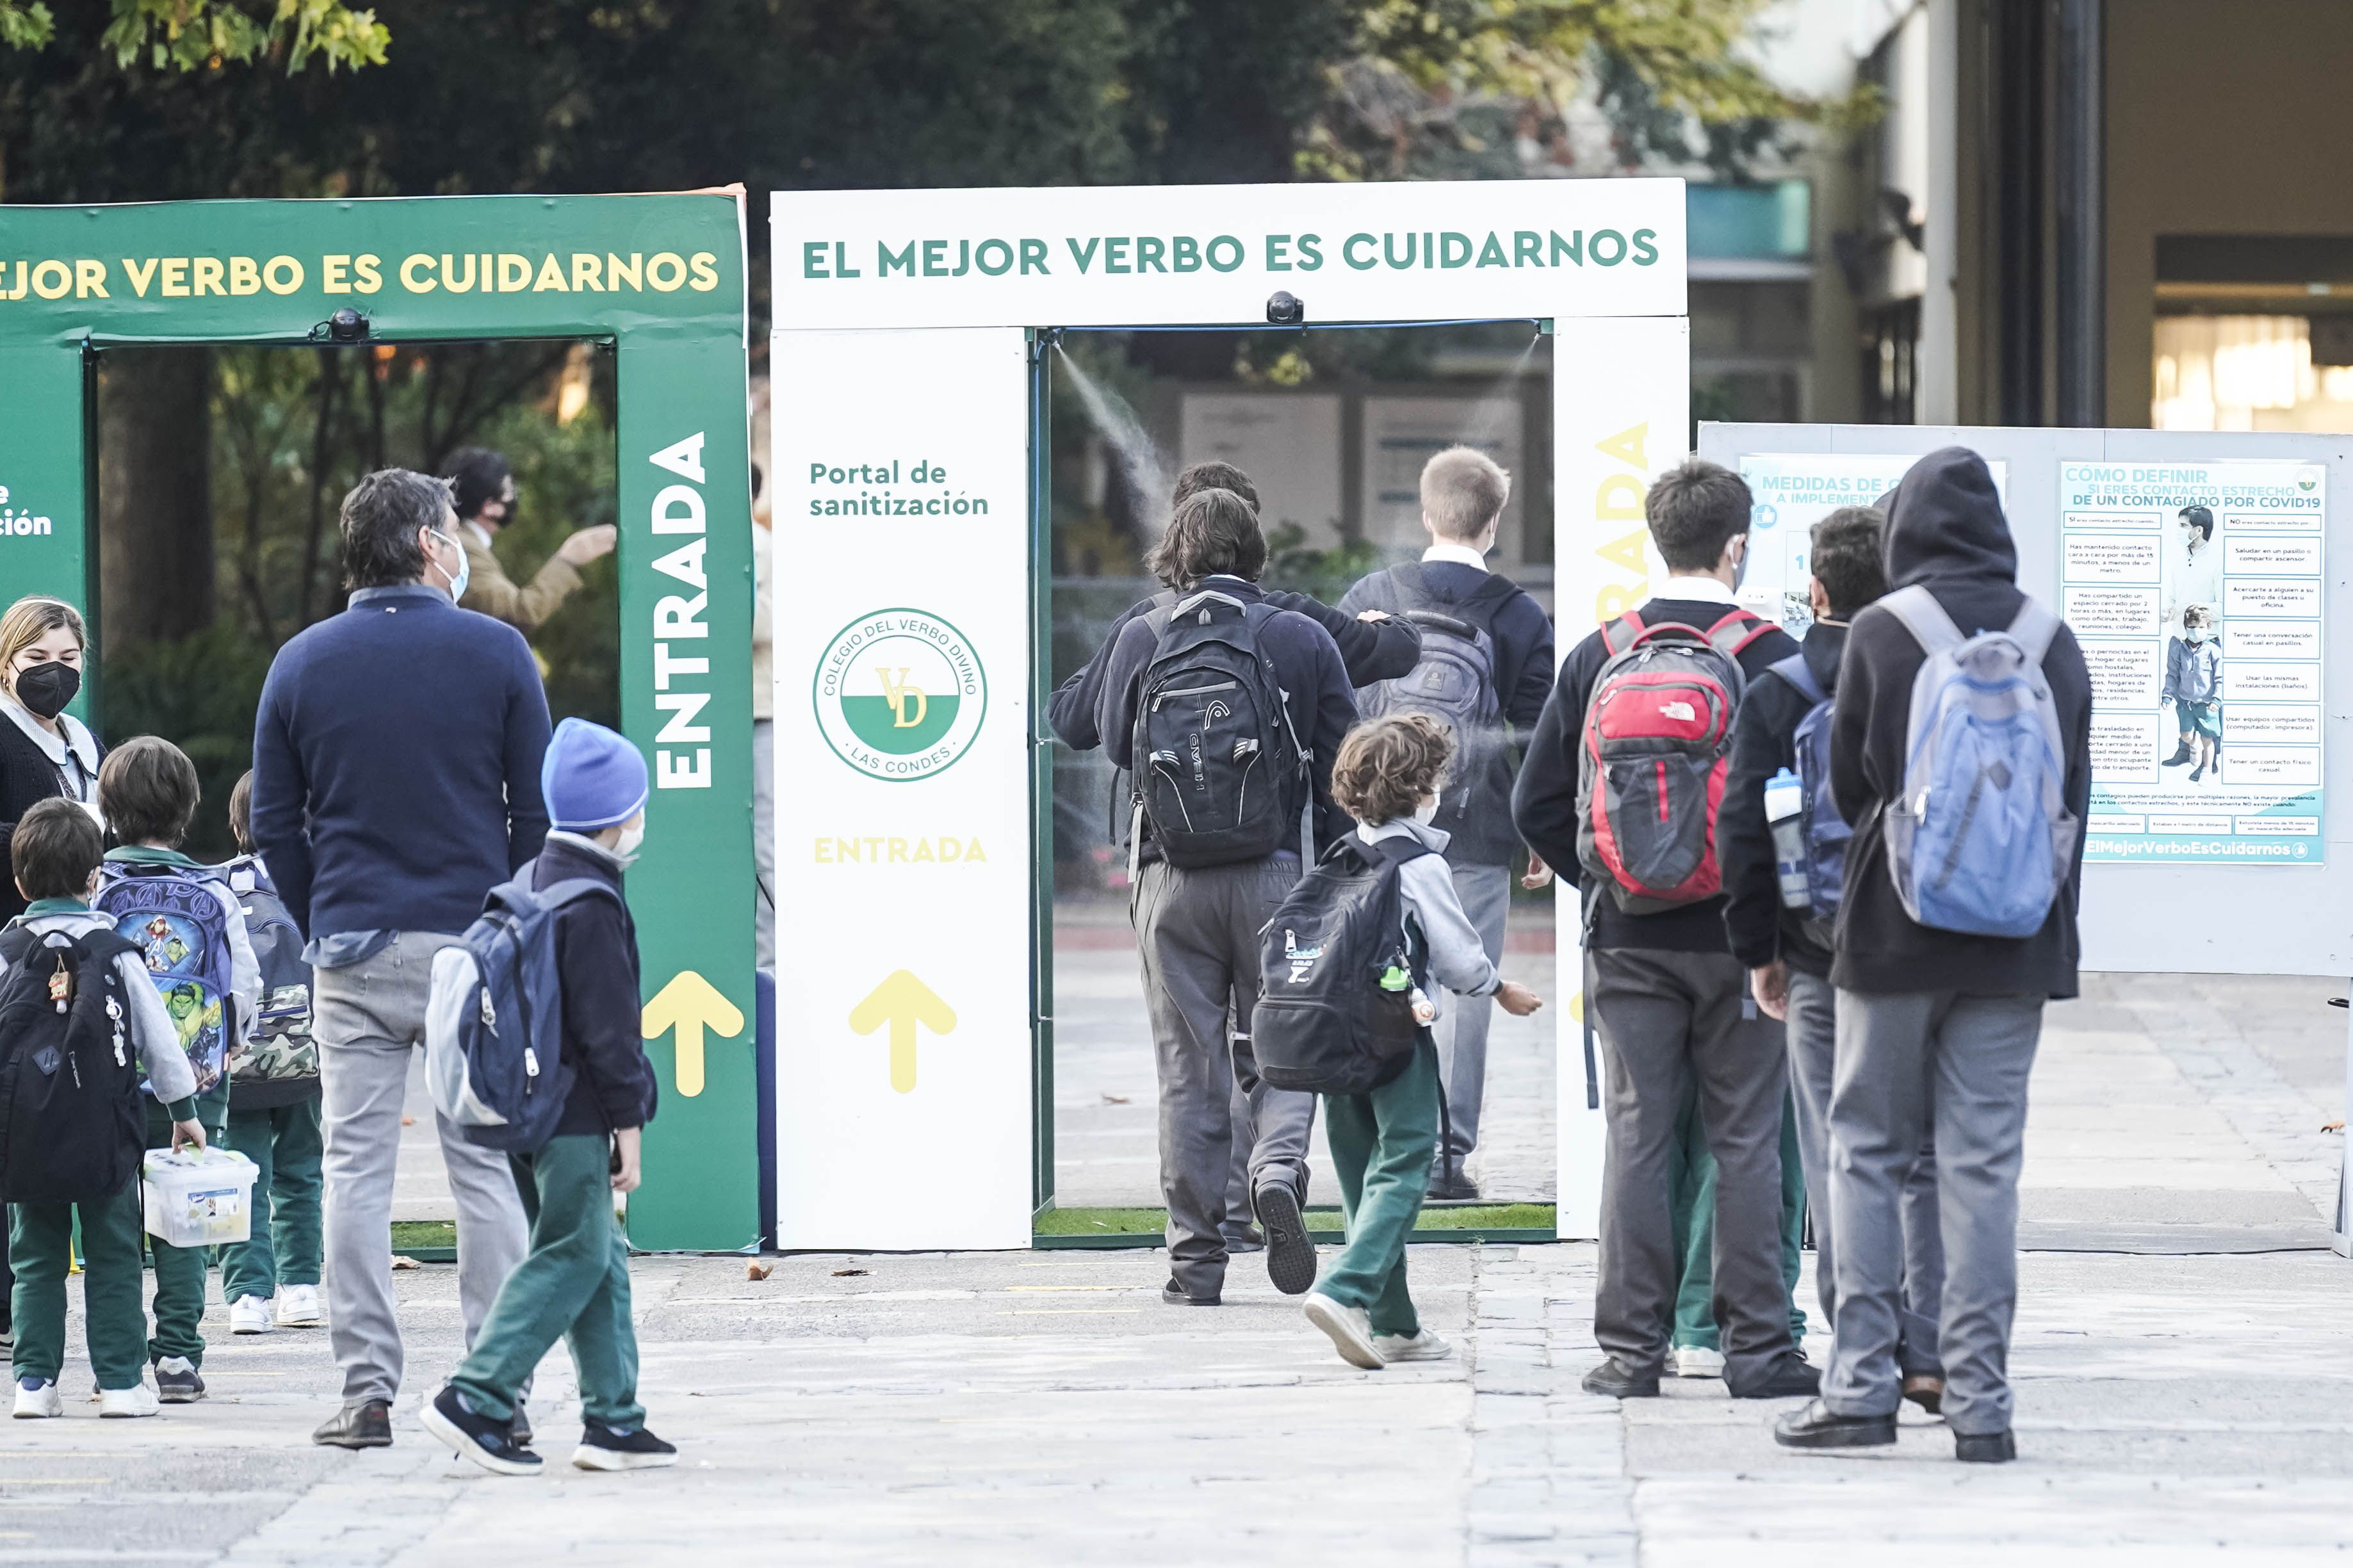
1266, 291, 1305, 327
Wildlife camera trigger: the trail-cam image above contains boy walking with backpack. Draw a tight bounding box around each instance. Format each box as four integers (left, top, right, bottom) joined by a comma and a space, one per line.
1098, 487, 1358, 1307
421, 718, 669, 1475
218, 770, 324, 1338
1718, 507, 1945, 1412
1772, 447, 2090, 1464
1511, 458, 1817, 1402
4, 798, 207, 1419
1337, 446, 1555, 1200
94, 737, 259, 1405
1262, 716, 1542, 1369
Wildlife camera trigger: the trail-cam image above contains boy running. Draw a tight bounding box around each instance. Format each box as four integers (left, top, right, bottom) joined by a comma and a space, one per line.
1301, 716, 1541, 1369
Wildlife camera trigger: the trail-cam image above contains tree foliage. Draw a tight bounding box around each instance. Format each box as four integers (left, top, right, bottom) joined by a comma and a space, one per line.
0, 0, 386, 72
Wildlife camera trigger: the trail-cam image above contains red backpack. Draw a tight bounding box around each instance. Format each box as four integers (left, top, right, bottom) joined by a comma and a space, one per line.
1576, 608, 1776, 914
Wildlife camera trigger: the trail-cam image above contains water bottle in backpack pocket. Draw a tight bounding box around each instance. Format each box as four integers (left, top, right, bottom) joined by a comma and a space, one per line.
1576, 609, 1775, 914
1877, 586, 2079, 939
424, 870, 619, 1152
1250, 836, 1433, 1096
0, 926, 145, 1204
95, 864, 238, 1097
1130, 590, 1313, 871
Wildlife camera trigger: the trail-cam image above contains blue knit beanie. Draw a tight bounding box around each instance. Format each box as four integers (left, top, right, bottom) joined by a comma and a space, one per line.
541, 718, 649, 832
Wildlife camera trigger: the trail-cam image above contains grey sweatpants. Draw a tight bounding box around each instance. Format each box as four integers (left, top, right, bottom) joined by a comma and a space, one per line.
1784, 968, 1942, 1374
1825, 988, 2042, 1437
1134, 857, 1316, 1297
1588, 946, 1793, 1388
1433, 862, 1510, 1172
315, 933, 530, 1408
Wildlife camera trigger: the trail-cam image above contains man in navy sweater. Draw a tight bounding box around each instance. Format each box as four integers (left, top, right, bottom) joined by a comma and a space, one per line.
250, 467, 548, 1452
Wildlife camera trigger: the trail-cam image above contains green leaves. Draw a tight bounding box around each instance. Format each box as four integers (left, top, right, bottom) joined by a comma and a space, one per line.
8, 0, 389, 72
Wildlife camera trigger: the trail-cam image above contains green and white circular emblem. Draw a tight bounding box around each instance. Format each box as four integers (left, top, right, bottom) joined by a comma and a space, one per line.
813, 608, 988, 782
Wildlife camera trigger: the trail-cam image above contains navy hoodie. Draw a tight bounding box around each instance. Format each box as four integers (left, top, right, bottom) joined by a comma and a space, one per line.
533, 832, 658, 1137
1829, 447, 2094, 999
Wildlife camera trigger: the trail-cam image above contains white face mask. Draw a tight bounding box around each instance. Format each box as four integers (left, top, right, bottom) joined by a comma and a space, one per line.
1412, 791, 1442, 825
612, 819, 646, 861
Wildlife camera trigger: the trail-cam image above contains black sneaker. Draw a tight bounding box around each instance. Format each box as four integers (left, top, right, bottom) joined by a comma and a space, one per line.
1730, 1352, 1821, 1400
1428, 1169, 1482, 1203
1955, 1429, 2015, 1464
420, 1386, 542, 1476
573, 1421, 679, 1471
1160, 1277, 1221, 1307
1773, 1398, 1896, 1450
152, 1357, 205, 1403
313, 1398, 392, 1449
1221, 1225, 1267, 1255
1253, 1183, 1317, 1297
1581, 1357, 1661, 1398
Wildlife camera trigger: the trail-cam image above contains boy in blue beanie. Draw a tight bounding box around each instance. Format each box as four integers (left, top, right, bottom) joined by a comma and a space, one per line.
422, 718, 669, 1475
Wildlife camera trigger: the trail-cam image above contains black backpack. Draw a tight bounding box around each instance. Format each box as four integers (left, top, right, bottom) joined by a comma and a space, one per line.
1347, 564, 1515, 848
1129, 588, 1313, 871
0, 925, 145, 1204
1250, 836, 1433, 1095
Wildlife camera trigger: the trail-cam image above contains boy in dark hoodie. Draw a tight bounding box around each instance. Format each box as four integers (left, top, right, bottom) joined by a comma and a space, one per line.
422, 718, 670, 1476
1772, 448, 2092, 1466
1718, 506, 1944, 1414
1512, 458, 1815, 1403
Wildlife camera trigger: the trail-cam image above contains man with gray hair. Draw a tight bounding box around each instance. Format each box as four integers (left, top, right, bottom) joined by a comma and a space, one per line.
251, 468, 546, 1451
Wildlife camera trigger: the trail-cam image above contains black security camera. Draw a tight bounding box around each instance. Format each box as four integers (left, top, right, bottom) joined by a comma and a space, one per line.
1266, 291, 1305, 327
326, 307, 370, 343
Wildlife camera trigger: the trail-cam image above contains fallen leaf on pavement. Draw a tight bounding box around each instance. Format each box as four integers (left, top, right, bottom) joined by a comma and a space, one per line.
832, 1268, 868, 1277
745, 1260, 774, 1280
391, 1255, 419, 1270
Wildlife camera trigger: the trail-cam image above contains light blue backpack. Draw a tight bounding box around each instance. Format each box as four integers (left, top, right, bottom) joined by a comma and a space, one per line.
1880, 586, 2078, 938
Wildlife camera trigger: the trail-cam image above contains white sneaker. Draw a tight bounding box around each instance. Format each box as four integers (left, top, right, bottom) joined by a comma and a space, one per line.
1371, 1329, 1453, 1363
99, 1384, 160, 1419
1673, 1345, 1726, 1378
275, 1284, 323, 1329
231, 1295, 275, 1335
12, 1378, 60, 1419
1302, 1291, 1383, 1370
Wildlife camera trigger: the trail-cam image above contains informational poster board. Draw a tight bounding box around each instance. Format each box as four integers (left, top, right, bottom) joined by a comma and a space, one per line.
1738, 453, 2007, 633
1178, 392, 1344, 544
1359, 396, 1526, 551
2058, 460, 2325, 863
1698, 423, 2353, 978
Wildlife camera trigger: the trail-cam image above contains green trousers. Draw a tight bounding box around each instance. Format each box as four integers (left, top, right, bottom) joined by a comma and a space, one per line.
1670, 1087, 1809, 1351
12, 1179, 147, 1389
449, 1134, 644, 1431
1317, 1044, 1441, 1339
221, 1099, 324, 1302
145, 1087, 231, 1368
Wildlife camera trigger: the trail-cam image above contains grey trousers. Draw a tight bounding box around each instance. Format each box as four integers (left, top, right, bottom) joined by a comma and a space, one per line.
1825, 988, 2042, 1436
1134, 857, 1317, 1296
1589, 946, 1793, 1387
1433, 862, 1510, 1170
1783, 969, 1942, 1375
315, 933, 530, 1408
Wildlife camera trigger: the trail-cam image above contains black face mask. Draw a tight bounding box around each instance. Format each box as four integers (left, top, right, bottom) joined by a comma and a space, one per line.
13, 661, 79, 720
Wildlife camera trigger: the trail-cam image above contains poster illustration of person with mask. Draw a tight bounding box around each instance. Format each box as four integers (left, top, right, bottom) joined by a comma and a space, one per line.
2060, 458, 2325, 863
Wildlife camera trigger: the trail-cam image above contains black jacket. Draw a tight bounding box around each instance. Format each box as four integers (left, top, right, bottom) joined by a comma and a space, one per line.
0, 714, 101, 926
1718, 621, 1845, 976
1828, 446, 2094, 998
532, 834, 659, 1137
1513, 593, 1798, 953
1048, 585, 1417, 750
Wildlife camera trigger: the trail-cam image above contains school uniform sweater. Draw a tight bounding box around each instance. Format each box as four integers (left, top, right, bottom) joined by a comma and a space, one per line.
1828, 446, 2094, 999
250, 583, 553, 942
1512, 584, 1799, 953
1718, 621, 1847, 977
533, 832, 658, 1138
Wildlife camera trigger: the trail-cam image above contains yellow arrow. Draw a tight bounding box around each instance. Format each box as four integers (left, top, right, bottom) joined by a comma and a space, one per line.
847, 970, 957, 1093
640, 970, 744, 1098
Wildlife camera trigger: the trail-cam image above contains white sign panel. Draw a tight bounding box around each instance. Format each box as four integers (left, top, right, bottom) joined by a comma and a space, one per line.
1359, 395, 1526, 551
2060, 459, 2326, 864
771, 327, 1034, 1250
772, 179, 1685, 330
1179, 392, 1343, 545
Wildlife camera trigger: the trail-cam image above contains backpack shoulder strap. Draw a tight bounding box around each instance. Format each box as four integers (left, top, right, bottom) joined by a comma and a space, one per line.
1705, 608, 1778, 659
1170, 588, 1248, 621
2005, 595, 2061, 664
1364, 835, 1437, 869
1599, 611, 1646, 656
1878, 583, 1966, 657
1770, 651, 1825, 705
533, 877, 624, 913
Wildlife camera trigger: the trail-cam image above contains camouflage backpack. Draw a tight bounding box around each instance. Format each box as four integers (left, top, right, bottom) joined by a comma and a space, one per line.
221, 855, 317, 1083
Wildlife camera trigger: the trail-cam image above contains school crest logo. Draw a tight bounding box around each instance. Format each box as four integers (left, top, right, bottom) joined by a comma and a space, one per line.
813, 608, 988, 782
